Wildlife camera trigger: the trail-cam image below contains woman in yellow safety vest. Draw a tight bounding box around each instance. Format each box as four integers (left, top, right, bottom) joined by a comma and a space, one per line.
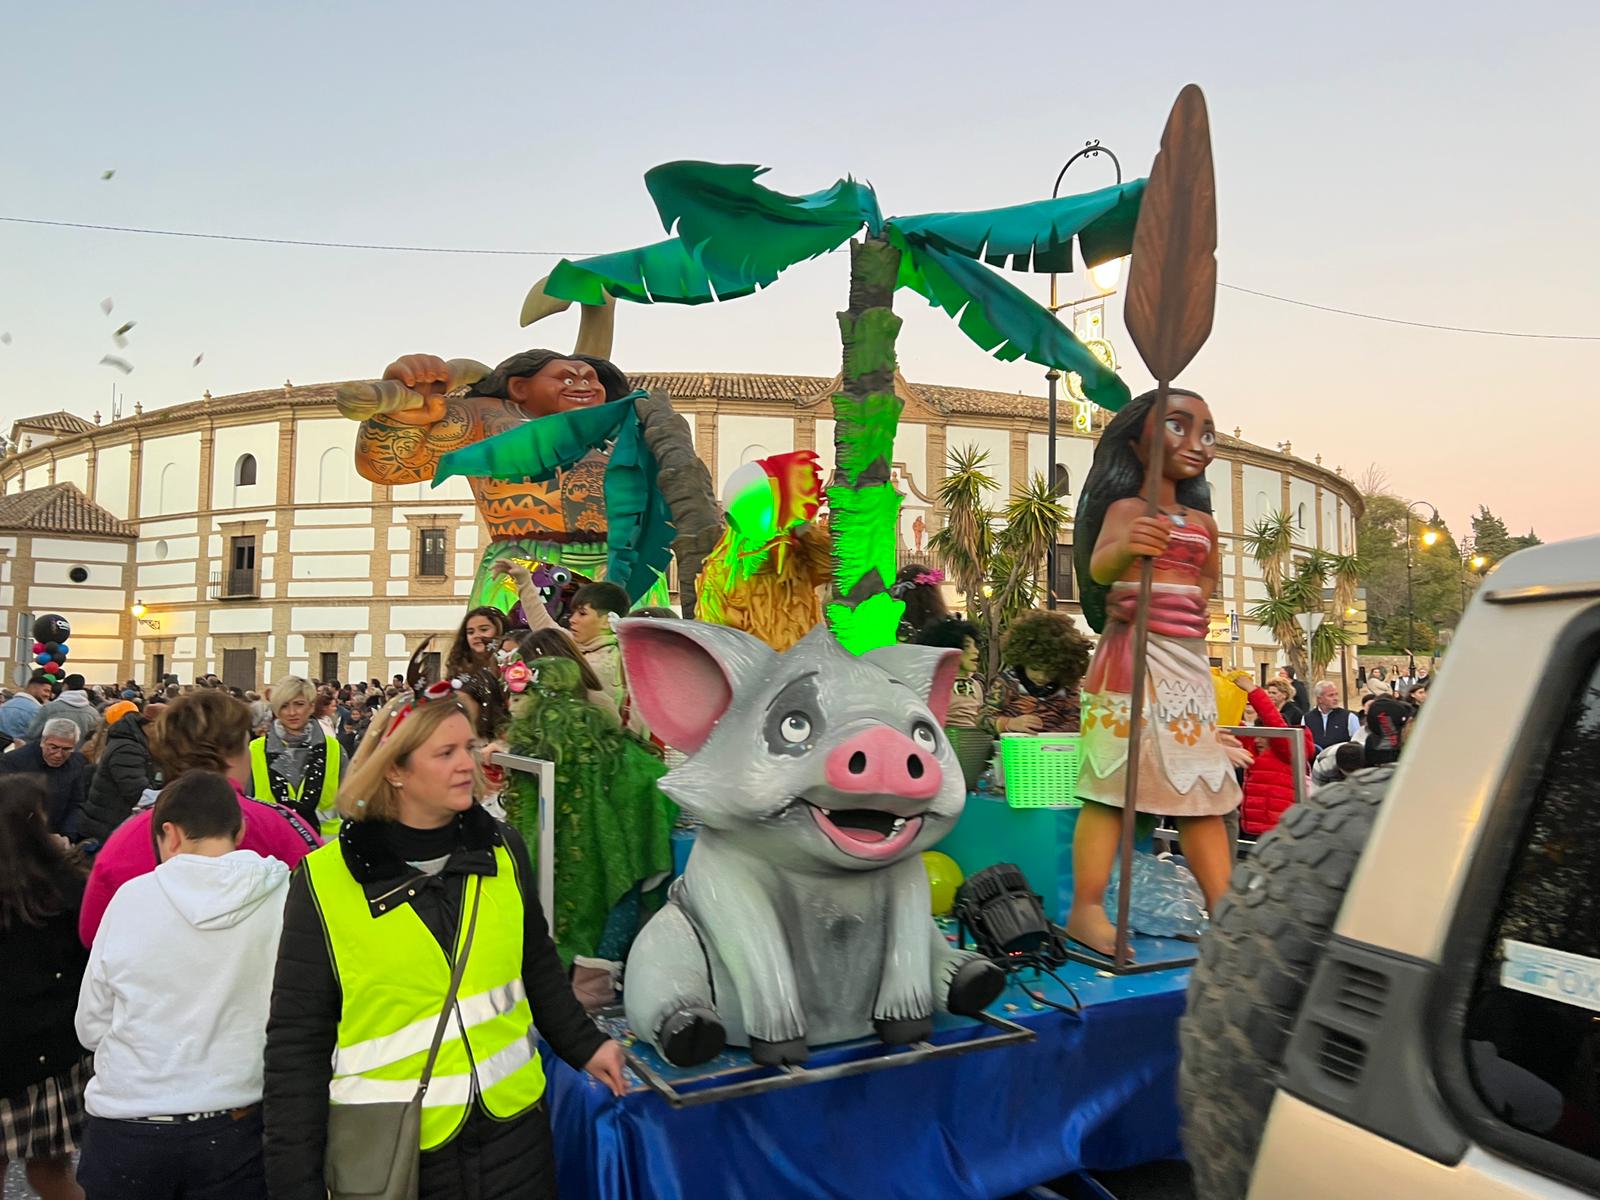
249, 675, 343, 838
261, 680, 626, 1200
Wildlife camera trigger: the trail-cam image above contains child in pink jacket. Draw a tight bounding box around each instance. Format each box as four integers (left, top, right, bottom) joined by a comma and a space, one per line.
80, 775, 317, 946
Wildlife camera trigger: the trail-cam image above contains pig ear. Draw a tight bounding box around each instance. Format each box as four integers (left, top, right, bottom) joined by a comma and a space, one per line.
616, 619, 773, 753
861, 644, 962, 724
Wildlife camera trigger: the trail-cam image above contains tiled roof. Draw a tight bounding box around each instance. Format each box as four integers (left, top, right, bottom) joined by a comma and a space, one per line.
0, 482, 135, 538
11, 410, 96, 440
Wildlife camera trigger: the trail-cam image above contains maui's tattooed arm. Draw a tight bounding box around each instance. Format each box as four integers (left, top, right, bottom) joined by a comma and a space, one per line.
354, 396, 480, 485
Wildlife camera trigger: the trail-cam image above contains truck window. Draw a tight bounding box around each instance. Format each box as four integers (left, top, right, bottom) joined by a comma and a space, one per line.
1466, 652, 1600, 1162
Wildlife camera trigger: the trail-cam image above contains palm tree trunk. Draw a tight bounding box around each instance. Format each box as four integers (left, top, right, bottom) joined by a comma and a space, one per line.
634, 389, 721, 619
827, 235, 905, 653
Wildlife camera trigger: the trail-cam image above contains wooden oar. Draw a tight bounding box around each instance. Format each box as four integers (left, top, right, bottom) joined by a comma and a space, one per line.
1113, 84, 1218, 968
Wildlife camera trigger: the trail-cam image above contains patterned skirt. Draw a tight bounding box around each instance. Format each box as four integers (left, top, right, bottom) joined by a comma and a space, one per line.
0, 1055, 92, 1162
1078, 583, 1241, 817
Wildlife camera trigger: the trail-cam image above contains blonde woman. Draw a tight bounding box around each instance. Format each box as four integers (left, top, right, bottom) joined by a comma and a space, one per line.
248, 676, 344, 838
262, 682, 625, 1200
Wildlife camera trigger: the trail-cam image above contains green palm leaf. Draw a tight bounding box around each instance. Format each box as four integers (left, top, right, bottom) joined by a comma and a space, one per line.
643, 161, 881, 282
545, 238, 768, 306
888, 179, 1145, 273
893, 233, 1132, 410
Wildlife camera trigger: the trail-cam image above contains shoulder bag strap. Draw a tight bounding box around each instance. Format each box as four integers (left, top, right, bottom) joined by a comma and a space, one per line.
416, 875, 483, 1096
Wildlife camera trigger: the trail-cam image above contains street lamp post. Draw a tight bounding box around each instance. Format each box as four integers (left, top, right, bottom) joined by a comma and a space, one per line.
1458, 539, 1489, 617
1045, 140, 1122, 610
1403, 500, 1440, 676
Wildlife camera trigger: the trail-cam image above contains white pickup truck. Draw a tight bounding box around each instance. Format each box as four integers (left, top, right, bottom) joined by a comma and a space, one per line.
1181, 535, 1600, 1199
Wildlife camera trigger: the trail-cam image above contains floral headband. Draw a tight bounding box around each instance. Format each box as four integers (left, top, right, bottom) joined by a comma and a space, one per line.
381, 677, 466, 741
889, 568, 945, 599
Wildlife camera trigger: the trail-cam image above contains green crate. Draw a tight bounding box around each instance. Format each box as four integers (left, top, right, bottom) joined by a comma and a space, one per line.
998, 733, 1082, 809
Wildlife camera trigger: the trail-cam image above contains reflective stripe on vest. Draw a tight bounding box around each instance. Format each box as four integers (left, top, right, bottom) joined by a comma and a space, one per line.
250, 734, 341, 830
301, 839, 545, 1150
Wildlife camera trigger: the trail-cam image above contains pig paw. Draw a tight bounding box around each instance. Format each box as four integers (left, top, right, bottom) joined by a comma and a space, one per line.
656, 1007, 725, 1068
875, 1016, 934, 1045
946, 958, 1006, 1016
749, 1036, 810, 1067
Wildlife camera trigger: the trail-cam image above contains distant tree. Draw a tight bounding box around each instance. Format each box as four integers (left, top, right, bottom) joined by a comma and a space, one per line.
1357, 491, 1462, 655
1472, 505, 1542, 566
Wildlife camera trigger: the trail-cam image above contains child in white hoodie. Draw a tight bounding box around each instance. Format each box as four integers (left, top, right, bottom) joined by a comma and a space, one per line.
75, 770, 289, 1200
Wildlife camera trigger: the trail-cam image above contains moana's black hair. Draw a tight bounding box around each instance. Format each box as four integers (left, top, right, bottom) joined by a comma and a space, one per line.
1073, 388, 1214, 633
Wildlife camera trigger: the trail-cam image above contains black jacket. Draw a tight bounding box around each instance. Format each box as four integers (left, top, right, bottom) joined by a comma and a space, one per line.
263, 804, 604, 1200
0, 744, 88, 838
79, 715, 157, 842
0, 868, 88, 1094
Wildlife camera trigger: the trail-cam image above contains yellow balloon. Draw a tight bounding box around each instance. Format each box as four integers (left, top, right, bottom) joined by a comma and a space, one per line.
922, 851, 964, 916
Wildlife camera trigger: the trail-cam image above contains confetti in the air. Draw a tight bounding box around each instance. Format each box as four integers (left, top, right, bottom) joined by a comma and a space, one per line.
99, 355, 134, 374
193, 353, 204, 367
0, 333, 11, 346
112, 320, 136, 348
100, 298, 114, 316
102, 170, 115, 181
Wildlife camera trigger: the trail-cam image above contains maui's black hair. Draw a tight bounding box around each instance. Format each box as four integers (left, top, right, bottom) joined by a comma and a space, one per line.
468, 350, 630, 404
1073, 388, 1214, 633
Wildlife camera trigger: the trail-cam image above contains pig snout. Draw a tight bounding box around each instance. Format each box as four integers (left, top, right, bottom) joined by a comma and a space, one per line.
824, 725, 942, 800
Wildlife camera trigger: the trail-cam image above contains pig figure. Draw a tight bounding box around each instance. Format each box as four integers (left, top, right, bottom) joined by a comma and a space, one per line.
617, 619, 1006, 1067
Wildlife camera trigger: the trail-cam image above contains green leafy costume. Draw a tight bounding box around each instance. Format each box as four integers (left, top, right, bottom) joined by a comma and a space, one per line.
501, 657, 678, 967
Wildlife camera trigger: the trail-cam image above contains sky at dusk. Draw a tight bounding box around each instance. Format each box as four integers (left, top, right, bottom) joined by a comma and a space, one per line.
2, 1, 1596, 542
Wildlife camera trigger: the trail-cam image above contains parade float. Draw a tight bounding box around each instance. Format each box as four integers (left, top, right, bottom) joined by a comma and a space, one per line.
379, 83, 1230, 1198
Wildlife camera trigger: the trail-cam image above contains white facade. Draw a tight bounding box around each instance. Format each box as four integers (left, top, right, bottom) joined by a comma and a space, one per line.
0, 374, 1361, 689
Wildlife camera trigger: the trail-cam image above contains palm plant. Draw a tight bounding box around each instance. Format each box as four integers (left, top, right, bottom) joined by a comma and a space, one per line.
533, 161, 1143, 652
1244, 514, 1363, 678
928, 445, 995, 598
927, 446, 1068, 682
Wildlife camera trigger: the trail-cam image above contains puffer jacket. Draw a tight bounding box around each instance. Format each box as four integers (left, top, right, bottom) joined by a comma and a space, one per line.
79, 714, 157, 841
0, 865, 88, 1095
263, 804, 604, 1200
1239, 687, 1314, 836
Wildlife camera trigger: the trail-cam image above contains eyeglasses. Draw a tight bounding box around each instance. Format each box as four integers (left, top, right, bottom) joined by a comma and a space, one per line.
381, 678, 465, 741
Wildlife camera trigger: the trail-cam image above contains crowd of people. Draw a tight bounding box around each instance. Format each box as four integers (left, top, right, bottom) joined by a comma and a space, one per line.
0, 586, 658, 1199
0, 560, 1440, 1198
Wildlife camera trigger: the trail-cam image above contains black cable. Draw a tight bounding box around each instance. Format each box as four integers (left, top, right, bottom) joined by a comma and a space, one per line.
5, 213, 1598, 342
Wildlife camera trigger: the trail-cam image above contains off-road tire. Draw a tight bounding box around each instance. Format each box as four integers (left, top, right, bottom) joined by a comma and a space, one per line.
1179, 767, 1393, 1199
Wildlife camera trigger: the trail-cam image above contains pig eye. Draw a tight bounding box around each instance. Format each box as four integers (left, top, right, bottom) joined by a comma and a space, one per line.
911, 722, 938, 753
778, 712, 812, 745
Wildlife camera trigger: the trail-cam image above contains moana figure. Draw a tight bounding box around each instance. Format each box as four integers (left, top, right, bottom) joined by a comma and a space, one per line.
1068, 388, 1245, 957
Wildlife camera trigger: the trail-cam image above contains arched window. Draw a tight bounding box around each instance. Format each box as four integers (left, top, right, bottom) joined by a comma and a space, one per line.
157, 462, 180, 514
317, 447, 351, 503
1254, 491, 1271, 524
234, 454, 257, 487
1296, 502, 1307, 530
739, 444, 769, 467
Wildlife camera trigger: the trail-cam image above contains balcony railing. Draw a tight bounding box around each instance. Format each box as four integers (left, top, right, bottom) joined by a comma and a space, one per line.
209, 568, 260, 600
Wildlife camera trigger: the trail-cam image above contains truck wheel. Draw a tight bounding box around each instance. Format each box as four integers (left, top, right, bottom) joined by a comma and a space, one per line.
1178, 767, 1393, 1200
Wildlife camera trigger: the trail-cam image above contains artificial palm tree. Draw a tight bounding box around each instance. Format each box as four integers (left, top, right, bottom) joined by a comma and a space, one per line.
533, 161, 1143, 652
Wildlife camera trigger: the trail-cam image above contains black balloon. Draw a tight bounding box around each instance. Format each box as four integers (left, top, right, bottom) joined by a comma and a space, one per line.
32, 614, 70, 644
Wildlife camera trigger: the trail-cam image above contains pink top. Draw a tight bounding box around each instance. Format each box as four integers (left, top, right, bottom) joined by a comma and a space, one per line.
1152, 522, 1211, 577
79, 777, 319, 946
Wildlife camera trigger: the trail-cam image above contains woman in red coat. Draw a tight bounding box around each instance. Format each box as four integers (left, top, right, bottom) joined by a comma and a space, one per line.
1237, 684, 1314, 837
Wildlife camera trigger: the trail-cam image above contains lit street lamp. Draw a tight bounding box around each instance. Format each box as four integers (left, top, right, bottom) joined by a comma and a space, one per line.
131, 599, 160, 632
1403, 500, 1440, 675
1045, 139, 1122, 610
1458, 540, 1489, 616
